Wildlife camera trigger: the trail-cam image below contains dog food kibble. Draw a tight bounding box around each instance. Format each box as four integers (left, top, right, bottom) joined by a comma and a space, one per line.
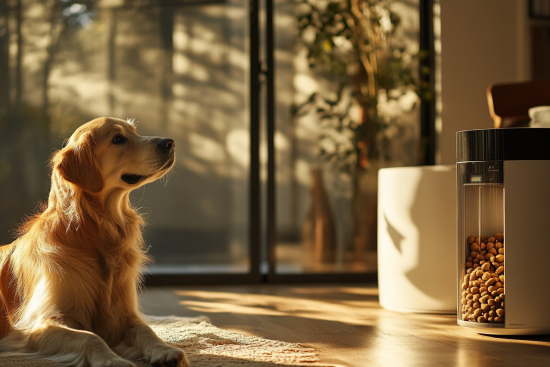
461, 233, 505, 323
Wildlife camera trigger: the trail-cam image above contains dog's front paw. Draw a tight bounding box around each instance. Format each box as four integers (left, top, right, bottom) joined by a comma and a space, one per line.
148, 345, 188, 367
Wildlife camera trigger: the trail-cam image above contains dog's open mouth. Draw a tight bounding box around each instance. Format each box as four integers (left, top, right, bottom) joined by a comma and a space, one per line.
121, 174, 150, 184
122, 157, 175, 185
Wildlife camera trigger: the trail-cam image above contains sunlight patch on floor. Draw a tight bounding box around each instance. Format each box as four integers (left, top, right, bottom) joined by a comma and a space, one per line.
173, 287, 382, 326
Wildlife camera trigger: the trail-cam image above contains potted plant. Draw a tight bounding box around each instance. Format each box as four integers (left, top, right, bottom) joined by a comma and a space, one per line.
294, 0, 428, 262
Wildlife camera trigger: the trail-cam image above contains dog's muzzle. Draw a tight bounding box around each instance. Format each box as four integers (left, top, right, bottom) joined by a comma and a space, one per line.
121, 138, 175, 185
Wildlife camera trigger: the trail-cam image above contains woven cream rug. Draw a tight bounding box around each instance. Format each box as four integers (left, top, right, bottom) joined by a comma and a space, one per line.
0, 316, 332, 366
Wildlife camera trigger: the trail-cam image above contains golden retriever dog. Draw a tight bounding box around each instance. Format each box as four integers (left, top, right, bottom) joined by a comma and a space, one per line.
0, 117, 188, 367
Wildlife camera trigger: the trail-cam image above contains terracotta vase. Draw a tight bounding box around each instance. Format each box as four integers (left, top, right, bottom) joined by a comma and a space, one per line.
302, 168, 337, 265
351, 165, 379, 261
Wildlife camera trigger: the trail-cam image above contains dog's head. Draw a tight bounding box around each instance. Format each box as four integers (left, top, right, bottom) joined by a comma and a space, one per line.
53, 117, 175, 194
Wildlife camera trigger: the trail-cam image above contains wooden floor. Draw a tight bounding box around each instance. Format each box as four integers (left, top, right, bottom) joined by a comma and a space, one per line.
139, 284, 550, 367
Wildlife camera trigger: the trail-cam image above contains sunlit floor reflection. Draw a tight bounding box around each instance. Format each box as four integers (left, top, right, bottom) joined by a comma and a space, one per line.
139, 285, 550, 367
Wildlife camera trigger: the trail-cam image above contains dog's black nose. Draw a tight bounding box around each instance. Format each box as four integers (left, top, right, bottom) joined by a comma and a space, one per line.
157, 138, 175, 152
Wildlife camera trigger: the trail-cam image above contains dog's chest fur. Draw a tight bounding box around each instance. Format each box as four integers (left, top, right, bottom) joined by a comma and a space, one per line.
9, 209, 146, 345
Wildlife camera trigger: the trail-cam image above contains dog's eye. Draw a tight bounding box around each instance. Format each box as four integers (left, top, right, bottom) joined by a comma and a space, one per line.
112, 135, 127, 145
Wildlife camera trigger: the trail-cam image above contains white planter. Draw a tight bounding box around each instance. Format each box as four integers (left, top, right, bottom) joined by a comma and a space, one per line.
377, 165, 456, 314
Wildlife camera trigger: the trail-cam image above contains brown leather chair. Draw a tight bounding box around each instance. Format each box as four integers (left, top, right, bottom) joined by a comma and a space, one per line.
487, 79, 550, 128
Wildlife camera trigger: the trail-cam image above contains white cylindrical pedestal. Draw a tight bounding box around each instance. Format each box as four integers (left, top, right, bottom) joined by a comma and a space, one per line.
377, 165, 456, 314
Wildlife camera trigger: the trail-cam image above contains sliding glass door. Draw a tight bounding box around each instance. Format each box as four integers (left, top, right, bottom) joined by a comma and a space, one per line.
0, 0, 432, 284
0, 0, 253, 279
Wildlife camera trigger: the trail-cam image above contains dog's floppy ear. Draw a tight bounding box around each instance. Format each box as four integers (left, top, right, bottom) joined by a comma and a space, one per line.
56, 134, 104, 194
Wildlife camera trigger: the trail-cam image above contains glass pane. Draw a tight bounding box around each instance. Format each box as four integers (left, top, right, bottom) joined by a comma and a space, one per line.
0, 0, 249, 274
274, 0, 421, 273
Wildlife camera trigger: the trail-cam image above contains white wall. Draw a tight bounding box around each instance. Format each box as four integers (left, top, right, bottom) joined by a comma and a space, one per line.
438, 0, 530, 164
